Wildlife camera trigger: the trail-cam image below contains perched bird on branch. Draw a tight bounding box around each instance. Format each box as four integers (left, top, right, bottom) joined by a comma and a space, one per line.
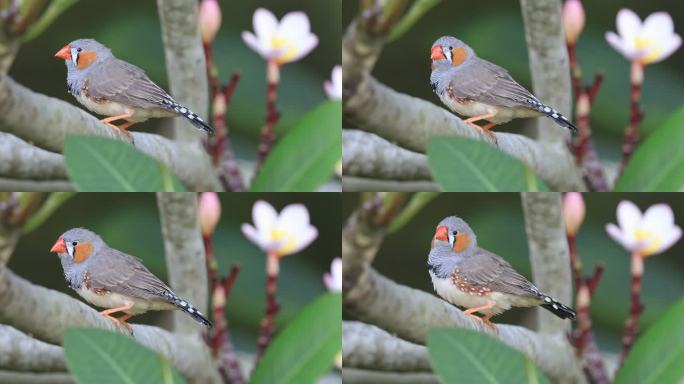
54, 39, 213, 139
428, 216, 576, 330
50, 228, 212, 331
430, 36, 577, 138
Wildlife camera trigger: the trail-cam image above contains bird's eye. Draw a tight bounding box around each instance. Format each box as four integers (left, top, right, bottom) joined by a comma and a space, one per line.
452, 231, 458, 235
76, 48, 82, 52
448, 46, 453, 51
71, 241, 78, 246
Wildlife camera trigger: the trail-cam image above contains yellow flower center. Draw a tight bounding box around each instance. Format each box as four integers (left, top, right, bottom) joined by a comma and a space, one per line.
634, 36, 662, 64
270, 227, 298, 256
634, 228, 662, 256
271, 36, 298, 64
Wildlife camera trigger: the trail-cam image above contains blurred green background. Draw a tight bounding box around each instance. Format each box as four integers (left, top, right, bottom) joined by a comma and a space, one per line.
11, 0, 341, 162
9, 193, 341, 353
342, 193, 684, 355
343, 1, 684, 163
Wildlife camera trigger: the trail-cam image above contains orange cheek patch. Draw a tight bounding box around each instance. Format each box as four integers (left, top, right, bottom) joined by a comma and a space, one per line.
76, 51, 97, 69
451, 47, 468, 67
74, 242, 93, 263
453, 233, 471, 252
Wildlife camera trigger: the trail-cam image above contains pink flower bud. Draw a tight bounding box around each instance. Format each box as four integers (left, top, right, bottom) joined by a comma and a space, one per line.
199, 192, 221, 237
199, 0, 222, 44
563, 192, 585, 236
562, 0, 585, 45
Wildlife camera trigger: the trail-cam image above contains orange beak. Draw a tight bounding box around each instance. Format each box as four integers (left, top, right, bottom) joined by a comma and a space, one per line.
430, 45, 445, 60
435, 226, 448, 241
50, 237, 66, 253
54, 45, 71, 60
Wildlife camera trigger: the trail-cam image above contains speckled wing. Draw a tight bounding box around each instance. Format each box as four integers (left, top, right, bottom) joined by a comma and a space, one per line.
448, 57, 539, 108
84, 57, 175, 110
456, 248, 542, 299
87, 249, 173, 301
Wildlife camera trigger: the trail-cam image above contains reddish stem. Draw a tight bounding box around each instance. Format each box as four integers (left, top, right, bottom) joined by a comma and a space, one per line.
619, 252, 644, 365
619, 61, 644, 175
567, 232, 609, 383
202, 231, 245, 383
566, 42, 608, 191
255, 61, 281, 174
254, 251, 281, 367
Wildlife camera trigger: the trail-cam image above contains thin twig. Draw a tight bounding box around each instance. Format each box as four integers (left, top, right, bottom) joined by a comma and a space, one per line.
254, 251, 280, 366
255, 61, 281, 173
215, 75, 246, 192
619, 252, 644, 365
619, 61, 644, 175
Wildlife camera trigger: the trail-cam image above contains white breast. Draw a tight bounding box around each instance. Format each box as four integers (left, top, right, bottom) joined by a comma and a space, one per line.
431, 271, 515, 316
76, 285, 174, 314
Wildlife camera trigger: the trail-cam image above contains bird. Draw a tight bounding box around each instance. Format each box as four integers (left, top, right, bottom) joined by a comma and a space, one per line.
54, 39, 213, 140
427, 216, 576, 330
429, 36, 577, 138
49, 228, 212, 331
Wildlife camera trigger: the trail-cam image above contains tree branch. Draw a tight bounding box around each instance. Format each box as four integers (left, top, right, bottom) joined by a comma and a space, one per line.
0, 370, 74, 384
0, 266, 221, 383
520, 0, 572, 144
156, 0, 209, 144
0, 325, 66, 372
157, 192, 209, 335
520, 193, 572, 334
343, 130, 431, 181
0, 133, 66, 180
342, 207, 584, 383
343, 321, 431, 372
343, 368, 438, 384
0, 178, 74, 192
0, 76, 221, 191
342, 177, 438, 192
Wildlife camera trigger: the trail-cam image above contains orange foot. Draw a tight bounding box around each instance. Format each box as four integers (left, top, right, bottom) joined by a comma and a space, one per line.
463, 113, 498, 144
99, 304, 135, 333
100, 113, 135, 143
463, 302, 498, 332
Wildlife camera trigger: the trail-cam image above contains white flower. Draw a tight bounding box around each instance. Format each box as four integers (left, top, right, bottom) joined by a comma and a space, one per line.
323, 258, 342, 292
605, 201, 682, 257
605, 9, 681, 65
241, 200, 318, 257
241, 8, 318, 65
324, 65, 342, 100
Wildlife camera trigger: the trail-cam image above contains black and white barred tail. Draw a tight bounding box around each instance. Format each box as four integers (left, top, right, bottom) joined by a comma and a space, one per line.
165, 292, 213, 327
161, 99, 214, 135
540, 294, 576, 320
525, 99, 577, 133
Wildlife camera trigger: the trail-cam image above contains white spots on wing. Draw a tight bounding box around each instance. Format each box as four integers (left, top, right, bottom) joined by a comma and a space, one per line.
552, 113, 559, 118
179, 107, 187, 114
544, 106, 551, 113
179, 300, 187, 307
544, 297, 552, 303
553, 304, 558, 310
188, 307, 195, 313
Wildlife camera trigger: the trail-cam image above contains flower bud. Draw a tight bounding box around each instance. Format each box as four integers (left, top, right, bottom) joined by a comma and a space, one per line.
199, 192, 221, 237
562, 0, 585, 45
563, 192, 585, 236
199, 0, 222, 44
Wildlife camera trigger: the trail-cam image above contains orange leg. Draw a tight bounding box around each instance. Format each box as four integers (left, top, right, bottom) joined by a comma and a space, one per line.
463, 301, 498, 331
100, 113, 135, 141
99, 303, 135, 332
463, 113, 498, 142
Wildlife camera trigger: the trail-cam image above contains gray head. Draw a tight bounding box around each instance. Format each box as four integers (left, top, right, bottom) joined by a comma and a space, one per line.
54, 38, 113, 74
50, 227, 107, 266
430, 36, 475, 68
428, 216, 478, 278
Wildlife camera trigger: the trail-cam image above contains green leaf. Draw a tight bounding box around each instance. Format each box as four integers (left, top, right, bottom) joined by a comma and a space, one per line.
427, 328, 550, 384
615, 298, 684, 384
251, 101, 341, 192
251, 293, 341, 384
23, 0, 79, 42
388, 0, 442, 42
23, 192, 74, 234
64, 136, 186, 192
63, 328, 186, 384
387, 192, 439, 233
427, 136, 549, 191
615, 106, 684, 191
